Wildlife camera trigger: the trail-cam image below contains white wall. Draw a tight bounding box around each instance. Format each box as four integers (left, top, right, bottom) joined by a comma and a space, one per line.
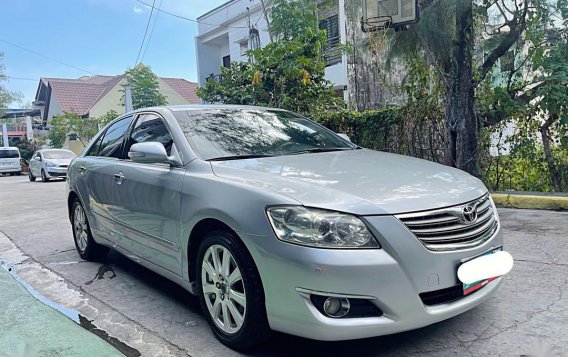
46, 92, 63, 128
196, 0, 348, 98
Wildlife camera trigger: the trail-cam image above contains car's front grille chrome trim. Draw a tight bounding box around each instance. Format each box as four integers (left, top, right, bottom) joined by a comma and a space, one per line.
396, 194, 498, 251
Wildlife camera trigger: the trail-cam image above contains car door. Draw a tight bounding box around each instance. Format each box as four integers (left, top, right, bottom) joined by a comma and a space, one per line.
73, 116, 133, 243
111, 112, 184, 276
30, 152, 40, 176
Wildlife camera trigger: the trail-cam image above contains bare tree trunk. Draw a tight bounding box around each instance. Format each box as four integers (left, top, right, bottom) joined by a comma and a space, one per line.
540, 114, 562, 192
444, 0, 480, 177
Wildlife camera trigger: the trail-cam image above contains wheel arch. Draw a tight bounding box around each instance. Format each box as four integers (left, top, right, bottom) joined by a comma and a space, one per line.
187, 218, 241, 284
67, 191, 80, 222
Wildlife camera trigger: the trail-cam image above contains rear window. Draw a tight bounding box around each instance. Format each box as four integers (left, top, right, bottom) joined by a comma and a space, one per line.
0, 149, 19, 159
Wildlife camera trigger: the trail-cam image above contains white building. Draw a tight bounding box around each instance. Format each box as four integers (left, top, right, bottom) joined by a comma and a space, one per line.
195, 0, 349, 99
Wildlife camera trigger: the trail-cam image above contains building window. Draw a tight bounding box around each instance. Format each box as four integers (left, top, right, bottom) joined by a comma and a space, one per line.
240, 40, 249, 57
223, 55, 231, 69
500, 51, 515, 72
319, 15, 341, 66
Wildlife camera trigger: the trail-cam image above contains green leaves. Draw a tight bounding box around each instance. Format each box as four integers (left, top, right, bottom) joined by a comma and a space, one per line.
196, 0, 338, 115
122, 64, 166, 110
95, 110, 120, 128
49, 112, 98, 148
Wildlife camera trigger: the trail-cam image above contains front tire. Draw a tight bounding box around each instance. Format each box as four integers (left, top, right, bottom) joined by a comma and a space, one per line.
71, 199, 108, 260
196, 230, 270, 350
28, 170, 36, 182
41, 170, 49, 182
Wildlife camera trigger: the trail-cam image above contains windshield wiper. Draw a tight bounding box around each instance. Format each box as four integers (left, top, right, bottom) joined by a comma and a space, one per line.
207, 154, 275, 161
288, 147, 354, 155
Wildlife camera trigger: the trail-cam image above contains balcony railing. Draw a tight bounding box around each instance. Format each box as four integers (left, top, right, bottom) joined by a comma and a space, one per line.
206, 73, 223, 83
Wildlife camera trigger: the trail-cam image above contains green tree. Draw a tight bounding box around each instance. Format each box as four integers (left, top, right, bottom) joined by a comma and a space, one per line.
122, 64, 167, 110
197, 0, 339, 115
49, 112, 98, 148
385, 0, 544, 177
96, 109, 120, 128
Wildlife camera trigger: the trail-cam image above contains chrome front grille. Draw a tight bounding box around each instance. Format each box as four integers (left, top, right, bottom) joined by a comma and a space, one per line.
396, 194, 498, 251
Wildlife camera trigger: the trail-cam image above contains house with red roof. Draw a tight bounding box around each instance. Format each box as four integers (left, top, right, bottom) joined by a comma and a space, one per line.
33, 75, 199, 127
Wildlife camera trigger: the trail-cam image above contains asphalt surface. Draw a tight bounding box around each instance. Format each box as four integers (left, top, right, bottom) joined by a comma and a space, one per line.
0, 174, 567, 356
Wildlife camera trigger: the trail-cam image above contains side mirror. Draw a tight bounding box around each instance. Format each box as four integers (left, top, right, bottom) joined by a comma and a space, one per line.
37, 157, 42, 162
128, 142, 175, 164
337, 133, 351, 142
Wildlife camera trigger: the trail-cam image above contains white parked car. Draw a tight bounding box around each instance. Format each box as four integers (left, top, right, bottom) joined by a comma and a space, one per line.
29, 149, 76, 182
0, 147, 22, 176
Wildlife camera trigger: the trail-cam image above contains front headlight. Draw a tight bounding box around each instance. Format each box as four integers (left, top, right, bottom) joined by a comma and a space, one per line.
45, 162, 57, 167
266, 206, 380, 249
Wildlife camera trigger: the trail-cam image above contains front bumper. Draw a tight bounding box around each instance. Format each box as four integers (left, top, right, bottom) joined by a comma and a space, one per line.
243, 215, 503, 341
45, 167, 68, 178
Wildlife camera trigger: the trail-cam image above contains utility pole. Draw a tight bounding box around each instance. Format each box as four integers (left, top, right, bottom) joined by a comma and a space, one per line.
124, 85, 134, 113
260, 0, 273, 43
1, 123, 8, 147
26, 115, 33, 142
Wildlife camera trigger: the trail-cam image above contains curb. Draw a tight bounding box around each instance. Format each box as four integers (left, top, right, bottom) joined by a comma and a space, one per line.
492, 193, 568, 211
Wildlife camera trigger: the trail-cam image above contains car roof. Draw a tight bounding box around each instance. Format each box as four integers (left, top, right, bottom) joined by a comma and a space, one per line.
131, 104, 288, 114
38, 148, 73, 152
0, 147, 19, 150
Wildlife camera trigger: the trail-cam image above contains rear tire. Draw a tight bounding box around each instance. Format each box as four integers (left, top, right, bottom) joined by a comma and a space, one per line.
196, 230, 270, 351
29, 170, 36, 182
71, 199, 108, 261
41, 170, 49, 182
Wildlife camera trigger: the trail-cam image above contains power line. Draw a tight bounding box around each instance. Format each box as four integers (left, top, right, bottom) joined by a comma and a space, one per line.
135, 0, 157, 65
5, 76, 37, 81
140, 0, 163, 62
134, 0, 249, 29
0, 38, 97, 75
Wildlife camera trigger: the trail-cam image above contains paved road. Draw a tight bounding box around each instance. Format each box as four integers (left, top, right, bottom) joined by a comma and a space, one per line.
0, 175, 566, 356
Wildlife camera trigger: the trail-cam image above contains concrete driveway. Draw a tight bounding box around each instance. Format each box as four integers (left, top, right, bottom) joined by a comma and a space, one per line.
0, 175, 566, 356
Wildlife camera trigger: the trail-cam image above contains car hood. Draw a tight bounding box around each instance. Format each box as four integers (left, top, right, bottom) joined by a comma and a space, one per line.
45, 158, 73, 166
210, 149, 487, 215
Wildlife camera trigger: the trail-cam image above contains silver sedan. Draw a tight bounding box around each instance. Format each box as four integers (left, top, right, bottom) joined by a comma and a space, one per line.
67, 105, 505, 350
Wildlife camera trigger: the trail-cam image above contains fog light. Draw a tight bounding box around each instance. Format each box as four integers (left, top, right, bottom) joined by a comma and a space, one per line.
323, 297, 350, 318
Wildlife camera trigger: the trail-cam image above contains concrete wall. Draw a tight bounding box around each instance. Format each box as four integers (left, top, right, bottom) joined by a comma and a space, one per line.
89, 78, 194, 119
196, 1, 275, 88
46, 92, 63, 128
196, 37, 225, 87
196, 0, 348, 99
158, 79, 191, 105
89, 80, 127, 118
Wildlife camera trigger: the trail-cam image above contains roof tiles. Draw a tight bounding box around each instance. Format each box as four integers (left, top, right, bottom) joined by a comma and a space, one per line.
42, 75, 199, 116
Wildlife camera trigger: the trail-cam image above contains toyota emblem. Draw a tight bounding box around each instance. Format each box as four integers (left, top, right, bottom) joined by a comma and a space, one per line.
461, 205, 478, 224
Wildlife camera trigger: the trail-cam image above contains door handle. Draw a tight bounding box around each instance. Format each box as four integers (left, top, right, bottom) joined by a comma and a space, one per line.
78, 166, 86, 174
113, 172, 125, 185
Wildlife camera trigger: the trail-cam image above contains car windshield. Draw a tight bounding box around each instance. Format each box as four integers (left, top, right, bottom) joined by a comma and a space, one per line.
0, 149, 19, 159
42, 150, 76, 159
175, 109, 355, 160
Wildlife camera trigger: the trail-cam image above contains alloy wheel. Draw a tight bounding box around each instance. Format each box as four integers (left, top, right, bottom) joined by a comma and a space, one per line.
201, 244, 246, 335
73, 204, 88, 252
